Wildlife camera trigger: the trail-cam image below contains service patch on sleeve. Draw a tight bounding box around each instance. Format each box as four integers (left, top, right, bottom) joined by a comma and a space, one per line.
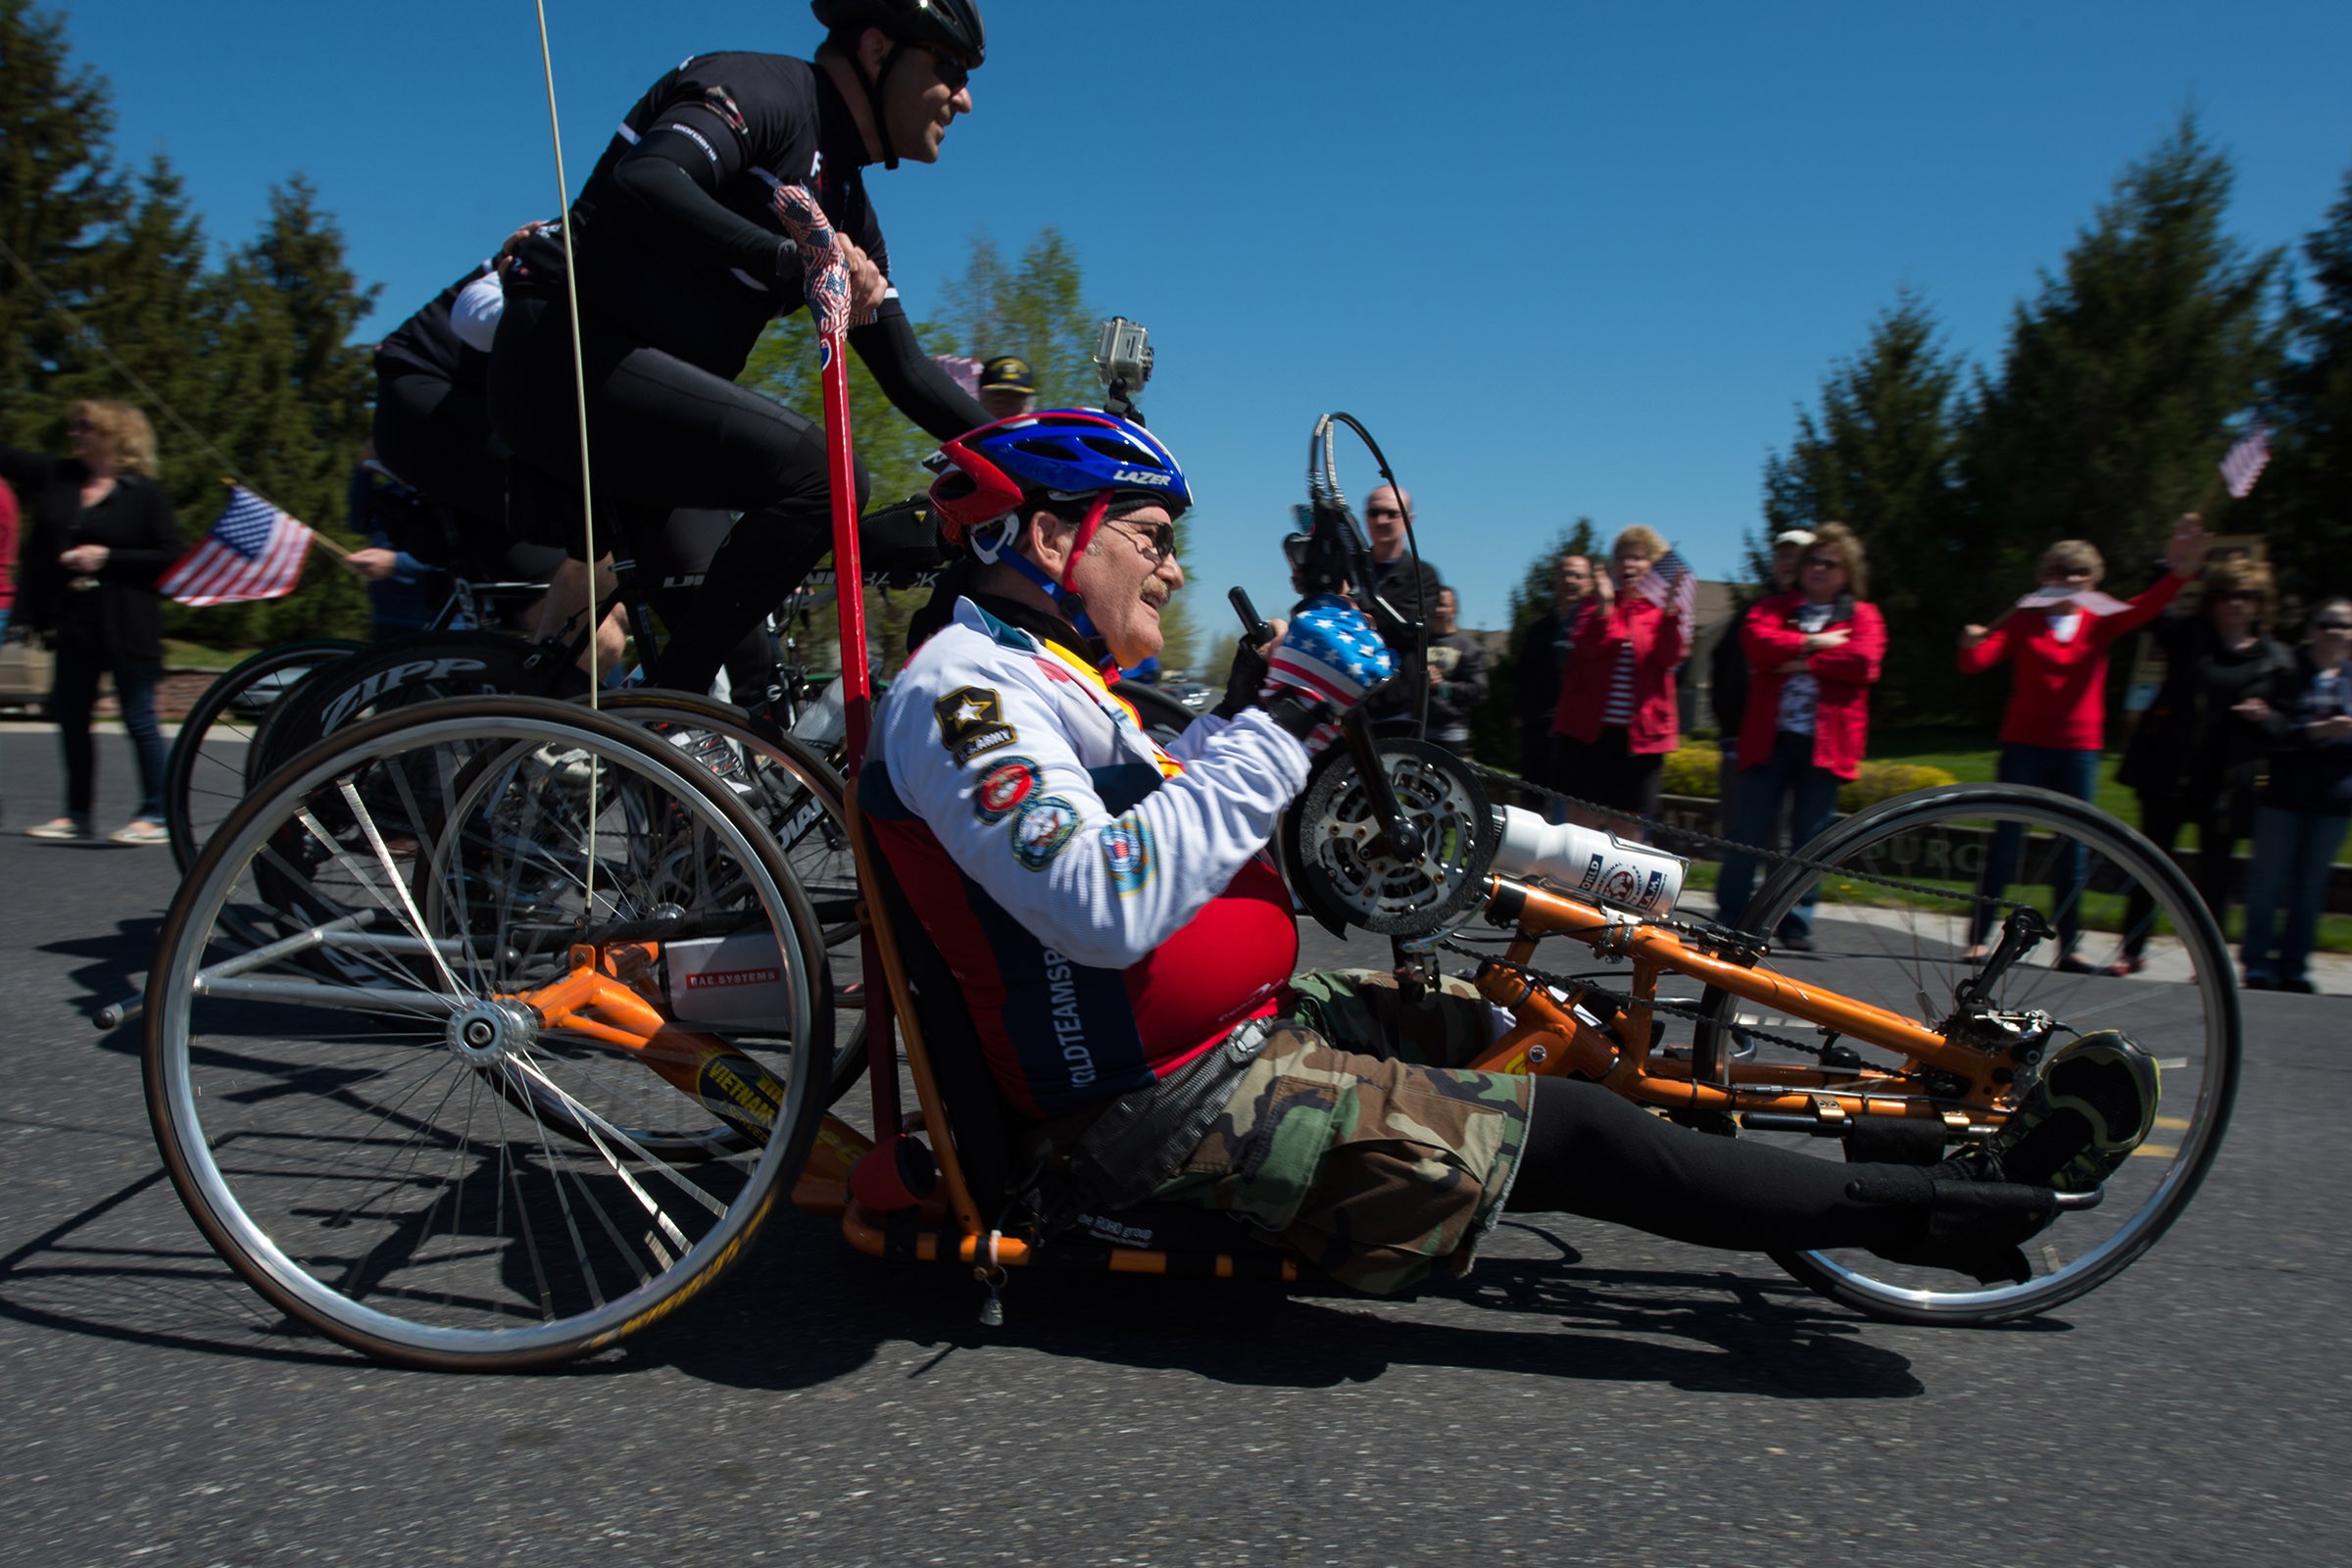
1102, 812, 1156, 896
935, 686, 1018, 765
1008, 795, 1081, 871
971, 756, 1043, 825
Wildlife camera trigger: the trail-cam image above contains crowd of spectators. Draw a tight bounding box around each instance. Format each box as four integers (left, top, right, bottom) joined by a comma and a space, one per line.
1481, 511, 2349, 992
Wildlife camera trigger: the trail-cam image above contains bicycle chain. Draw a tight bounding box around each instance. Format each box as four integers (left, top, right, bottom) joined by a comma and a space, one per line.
1458, 757, 2030, 920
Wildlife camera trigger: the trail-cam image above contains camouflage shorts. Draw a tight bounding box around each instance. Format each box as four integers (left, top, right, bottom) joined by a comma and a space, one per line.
1153, 971, 1533, 1296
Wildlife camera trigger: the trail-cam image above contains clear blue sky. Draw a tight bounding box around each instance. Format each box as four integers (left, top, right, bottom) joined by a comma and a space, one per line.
43, 0, 2352, 642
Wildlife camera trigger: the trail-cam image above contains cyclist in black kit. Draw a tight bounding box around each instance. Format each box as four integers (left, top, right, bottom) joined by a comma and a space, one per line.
372, 248, 772, 689
490, 0, 990, 695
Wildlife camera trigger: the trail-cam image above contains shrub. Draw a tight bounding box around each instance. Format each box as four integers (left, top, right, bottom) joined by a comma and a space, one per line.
1661, 745, 1723, 798
1838, 760, 1959, 811
1657, 745, 1954, 810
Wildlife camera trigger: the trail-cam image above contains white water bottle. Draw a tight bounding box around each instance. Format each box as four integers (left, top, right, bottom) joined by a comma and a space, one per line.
1492, 807, 1688, 917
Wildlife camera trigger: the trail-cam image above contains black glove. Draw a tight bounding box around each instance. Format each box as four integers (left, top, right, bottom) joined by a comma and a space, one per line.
1212, 633, 1273, 720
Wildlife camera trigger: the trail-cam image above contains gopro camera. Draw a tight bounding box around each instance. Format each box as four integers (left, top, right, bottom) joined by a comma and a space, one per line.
1094, 317, 1152, 392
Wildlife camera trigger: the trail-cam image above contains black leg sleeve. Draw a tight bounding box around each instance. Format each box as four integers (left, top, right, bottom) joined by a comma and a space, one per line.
1507, 1076, 1932, 1253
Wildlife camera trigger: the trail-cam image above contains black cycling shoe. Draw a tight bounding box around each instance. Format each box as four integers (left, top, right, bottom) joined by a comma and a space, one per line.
1983, 1029, 2161, 1195
1860, 1031, 2159, 1285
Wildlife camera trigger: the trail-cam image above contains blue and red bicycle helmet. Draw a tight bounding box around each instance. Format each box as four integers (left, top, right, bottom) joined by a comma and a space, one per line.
929, 409, 1191, 595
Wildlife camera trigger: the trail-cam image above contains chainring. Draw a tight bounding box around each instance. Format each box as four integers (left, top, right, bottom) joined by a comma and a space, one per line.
1281, 738, 1499, 936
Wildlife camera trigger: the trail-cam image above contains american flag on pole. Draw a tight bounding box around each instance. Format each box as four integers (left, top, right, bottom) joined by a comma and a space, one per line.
1632, 546, 1698, 645
2221, 423, 2272, 499
160, 486, 313, 606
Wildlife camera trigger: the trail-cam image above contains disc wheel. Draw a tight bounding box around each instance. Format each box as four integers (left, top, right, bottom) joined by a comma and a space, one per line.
1285, 738, 1497, 936
165, 639, 362, 872
251, 629, 585, 780
1693, 783, 2238, 1325
143, 697, 828, 1370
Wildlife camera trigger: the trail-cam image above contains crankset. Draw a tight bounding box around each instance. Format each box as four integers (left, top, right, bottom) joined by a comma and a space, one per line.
1279, 738, 1499, 936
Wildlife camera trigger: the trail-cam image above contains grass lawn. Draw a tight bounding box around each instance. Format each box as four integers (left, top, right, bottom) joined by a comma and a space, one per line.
163, 639, 251, 671
1868, 725, 2138, 820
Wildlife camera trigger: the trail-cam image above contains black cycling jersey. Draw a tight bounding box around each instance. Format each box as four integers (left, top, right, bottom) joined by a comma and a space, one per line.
516, 53, 882, 381
373, 260, 493, 383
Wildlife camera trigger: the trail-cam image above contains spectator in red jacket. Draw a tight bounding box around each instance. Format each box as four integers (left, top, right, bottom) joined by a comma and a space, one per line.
1551, 524, 1686, 837
1714, 523, 1885, 950
1955, 515, 2209, 966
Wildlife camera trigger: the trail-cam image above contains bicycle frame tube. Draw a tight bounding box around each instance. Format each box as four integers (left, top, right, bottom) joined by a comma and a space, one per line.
1469, 878, 2008, 1119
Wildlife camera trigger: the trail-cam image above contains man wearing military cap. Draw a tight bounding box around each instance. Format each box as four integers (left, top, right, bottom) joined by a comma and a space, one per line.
978, 355, 1036, 418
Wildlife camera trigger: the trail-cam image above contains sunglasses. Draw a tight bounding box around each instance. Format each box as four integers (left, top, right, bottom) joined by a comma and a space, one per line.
69, 419, 98, 434
1107, 516, 1176, 566
1366, 507, 1406, 521
914, 44, 970, 93
2315, 620, 2352, 633
1802, 554, 1841, 569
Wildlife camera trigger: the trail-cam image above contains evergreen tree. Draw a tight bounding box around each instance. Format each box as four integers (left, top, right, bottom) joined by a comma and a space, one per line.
0, 0, 125, 443
1762, 290, 1966, 719
2237, 163, 2352, 610
1961, 116, 2282, 606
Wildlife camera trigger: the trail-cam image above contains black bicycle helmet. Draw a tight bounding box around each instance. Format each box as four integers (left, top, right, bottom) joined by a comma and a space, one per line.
810, 0, 985, 62
811, 1, 986, 167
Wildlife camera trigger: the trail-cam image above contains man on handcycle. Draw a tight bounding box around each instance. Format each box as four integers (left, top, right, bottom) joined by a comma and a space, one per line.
490, 0, 991, 697
864, 409, 2167, 1294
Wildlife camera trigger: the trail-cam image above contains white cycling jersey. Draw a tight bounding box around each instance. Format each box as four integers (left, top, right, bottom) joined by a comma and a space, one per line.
862, 596, 1311, 1118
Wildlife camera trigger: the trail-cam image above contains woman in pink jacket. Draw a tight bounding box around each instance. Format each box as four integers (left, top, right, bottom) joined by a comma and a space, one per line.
1714, 523, 1885, 950
1550, 524, 1687, 837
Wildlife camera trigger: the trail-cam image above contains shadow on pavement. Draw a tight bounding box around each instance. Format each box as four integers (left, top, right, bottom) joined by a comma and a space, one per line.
630, 1212, 1930, 1400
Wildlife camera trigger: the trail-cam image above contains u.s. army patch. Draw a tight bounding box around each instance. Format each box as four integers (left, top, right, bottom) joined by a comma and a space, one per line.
935, 686, 1018, 765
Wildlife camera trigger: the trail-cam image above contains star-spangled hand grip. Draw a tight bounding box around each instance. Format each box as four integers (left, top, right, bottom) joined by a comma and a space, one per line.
771, 183, 878, 339
1261, 593, 1396, 710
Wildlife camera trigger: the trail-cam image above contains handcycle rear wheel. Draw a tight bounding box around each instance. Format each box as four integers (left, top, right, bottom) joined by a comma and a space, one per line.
143, 697, 828, 1369
1695, 783, 2238, 1326
584, 690, 869, 1106
165, 639, 364, 872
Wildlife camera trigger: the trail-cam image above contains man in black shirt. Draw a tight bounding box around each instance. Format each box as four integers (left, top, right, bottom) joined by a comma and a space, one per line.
490, 0, 991, 694
1424, 586, 1491, 755
1513, 551, 1593, 788
1352, 484, 1444, 731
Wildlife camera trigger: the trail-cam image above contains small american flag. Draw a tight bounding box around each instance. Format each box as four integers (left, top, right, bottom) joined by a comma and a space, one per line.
1632, 546, 1698, 645
161, 486, 313, 606
2220, 423, 2272, 499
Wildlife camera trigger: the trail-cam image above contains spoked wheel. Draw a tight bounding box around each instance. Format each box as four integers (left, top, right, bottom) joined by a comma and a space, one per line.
142, 697, 828, 1370
165, 639, 363, 872
1693, 783, 2238, 1325
587, 690, 868, 1105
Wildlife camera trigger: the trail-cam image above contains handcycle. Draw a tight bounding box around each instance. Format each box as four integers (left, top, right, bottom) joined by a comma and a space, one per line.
131, 205, 2235, 1368
131, 692, 2238, 1366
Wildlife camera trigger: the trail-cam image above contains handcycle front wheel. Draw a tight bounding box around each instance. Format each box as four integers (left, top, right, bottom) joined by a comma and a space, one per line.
165, 638, 364, 872
1694, 783, 2238, 1326
143, 696, 829, 1370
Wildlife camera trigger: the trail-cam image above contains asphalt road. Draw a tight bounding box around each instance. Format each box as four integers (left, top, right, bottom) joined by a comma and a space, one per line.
1, 726, 2347, 1567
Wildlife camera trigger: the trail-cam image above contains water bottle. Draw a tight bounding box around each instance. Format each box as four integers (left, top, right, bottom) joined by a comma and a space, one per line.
1491, 807, 1688, 917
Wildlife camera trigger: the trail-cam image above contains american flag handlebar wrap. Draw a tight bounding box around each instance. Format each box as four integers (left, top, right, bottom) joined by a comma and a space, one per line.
771, 184, 879, 337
